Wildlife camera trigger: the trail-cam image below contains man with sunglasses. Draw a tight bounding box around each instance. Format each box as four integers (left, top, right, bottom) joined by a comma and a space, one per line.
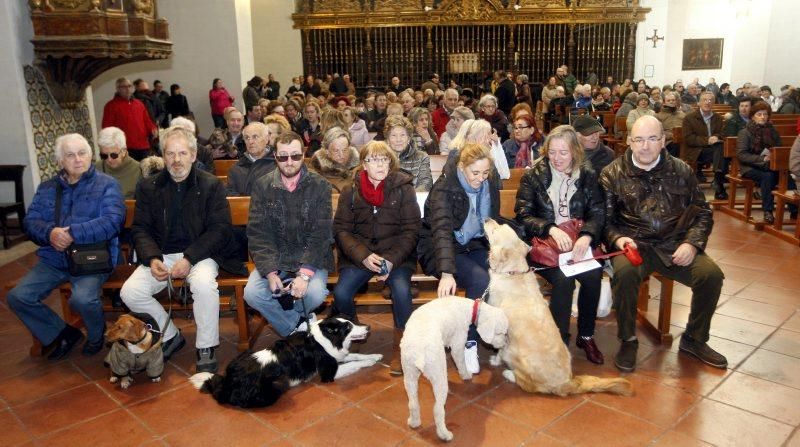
244, 131, 333, 337
94, 127, 142, 199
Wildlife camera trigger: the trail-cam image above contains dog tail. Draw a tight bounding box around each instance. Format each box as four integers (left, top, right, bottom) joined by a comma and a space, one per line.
189, 372, 216, 392
560, 375, 633, 396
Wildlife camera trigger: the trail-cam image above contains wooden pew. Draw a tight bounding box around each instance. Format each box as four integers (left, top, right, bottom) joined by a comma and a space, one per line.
213, 159, 238, 178
504, 168, 526, 191
764, 145, 800, 245
430, 154, 447, 183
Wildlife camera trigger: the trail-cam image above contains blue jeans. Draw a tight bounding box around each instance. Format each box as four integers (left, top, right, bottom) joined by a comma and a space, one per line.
454, 249, 490, 341
243, 268, 329, 337
333, 266, 414, 329
7, 261, 108, 345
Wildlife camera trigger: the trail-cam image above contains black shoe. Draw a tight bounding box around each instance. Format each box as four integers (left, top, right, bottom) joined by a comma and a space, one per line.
679, 335, 728, 369
82, 336, 105, 356
614, 339, 638, 372
162, 331, 186, 361
196, 347, 218, 373
763, 211, 775, 225
46, 325, 84, 361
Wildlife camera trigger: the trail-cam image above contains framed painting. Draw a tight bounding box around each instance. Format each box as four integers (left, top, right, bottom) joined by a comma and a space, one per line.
682, 38, 723, 70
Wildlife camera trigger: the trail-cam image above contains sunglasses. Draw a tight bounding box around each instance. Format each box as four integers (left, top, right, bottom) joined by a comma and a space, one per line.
99, 152, 121, 160
275, 154, 303, 162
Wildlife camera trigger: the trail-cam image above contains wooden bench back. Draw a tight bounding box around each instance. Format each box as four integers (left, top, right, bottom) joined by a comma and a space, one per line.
499, 189, 517, 220
430, 154, 448, 182
213, 159, 238, 178
770, 146, 794, 193
504, 168, 526, 191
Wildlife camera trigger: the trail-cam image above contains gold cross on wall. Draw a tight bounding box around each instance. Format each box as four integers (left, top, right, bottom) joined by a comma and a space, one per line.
646, 29, 664, 48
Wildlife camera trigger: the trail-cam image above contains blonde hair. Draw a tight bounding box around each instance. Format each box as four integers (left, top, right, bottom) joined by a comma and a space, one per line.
539, 125, 584, 173
322, 126, 351, 149
320, 109, 347, 134
264, 114, 290, 133
449, 119, 492, 150
457, 142, 494, 171
360, 140, 399, 173
384, 115, 413, 137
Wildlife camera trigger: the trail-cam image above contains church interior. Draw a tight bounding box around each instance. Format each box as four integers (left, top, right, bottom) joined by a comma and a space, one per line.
0, 0, 799, 445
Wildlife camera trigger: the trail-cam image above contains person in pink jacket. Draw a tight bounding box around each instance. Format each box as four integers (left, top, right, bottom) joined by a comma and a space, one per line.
209, 78, 235, 129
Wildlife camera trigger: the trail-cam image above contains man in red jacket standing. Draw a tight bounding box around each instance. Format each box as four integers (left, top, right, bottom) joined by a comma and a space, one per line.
102, 77, 157, 161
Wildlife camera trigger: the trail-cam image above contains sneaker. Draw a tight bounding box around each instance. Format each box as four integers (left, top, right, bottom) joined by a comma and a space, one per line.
614, 339, 638, 372
82, 335, 105, 357
464, 340, 480, 374
46, 325, 84, 361
162, 331, 186, 361
196, 347, 218, 373
292, 313, 317, 334
679, 335, 728, 369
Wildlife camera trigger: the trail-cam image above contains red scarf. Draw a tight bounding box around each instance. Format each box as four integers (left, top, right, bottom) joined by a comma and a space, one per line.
359, 170, 385, 206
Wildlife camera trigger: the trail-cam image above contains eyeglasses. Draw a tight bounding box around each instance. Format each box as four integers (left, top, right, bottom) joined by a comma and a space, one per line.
99, 152, 121, 160
630, 136, 662, 145
513, 126, 531, 131
275, 154, 303, 162
365, 157, 390, 165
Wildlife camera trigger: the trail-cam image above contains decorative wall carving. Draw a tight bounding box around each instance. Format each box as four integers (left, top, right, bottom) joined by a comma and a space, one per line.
28, 0, 171, 108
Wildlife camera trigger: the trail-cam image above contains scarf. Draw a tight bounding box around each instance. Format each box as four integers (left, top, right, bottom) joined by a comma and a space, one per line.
546, 162, 579, 225
745, 121, 775, 154
359, 170, 385, 206
514, 138, 540, 168
454, 168, 491, 245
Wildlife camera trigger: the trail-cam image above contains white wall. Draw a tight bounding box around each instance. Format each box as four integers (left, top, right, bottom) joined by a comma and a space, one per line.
90, 0, 254, 137
0, 0, 38, 206
634, 0, 796, 89
251, 0, 303, 96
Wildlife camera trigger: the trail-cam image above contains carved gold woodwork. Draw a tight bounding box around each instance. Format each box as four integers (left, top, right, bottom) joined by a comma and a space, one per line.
28, 0, 171, 108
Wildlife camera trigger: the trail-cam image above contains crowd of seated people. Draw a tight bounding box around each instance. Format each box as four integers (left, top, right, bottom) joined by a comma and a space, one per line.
9, 66, 800, 380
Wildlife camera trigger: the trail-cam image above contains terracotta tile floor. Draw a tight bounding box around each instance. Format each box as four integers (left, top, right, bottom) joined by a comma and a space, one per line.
0, 211, 799, 446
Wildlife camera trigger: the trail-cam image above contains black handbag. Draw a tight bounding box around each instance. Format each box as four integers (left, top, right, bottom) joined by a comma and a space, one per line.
55, 182, 114, 276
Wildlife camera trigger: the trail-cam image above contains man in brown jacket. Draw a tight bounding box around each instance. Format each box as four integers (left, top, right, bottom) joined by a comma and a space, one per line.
655, 91, 685, 158
681, 91, 728, 199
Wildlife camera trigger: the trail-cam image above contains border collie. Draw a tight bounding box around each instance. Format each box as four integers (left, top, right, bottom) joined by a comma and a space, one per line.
189, 317, 381, 408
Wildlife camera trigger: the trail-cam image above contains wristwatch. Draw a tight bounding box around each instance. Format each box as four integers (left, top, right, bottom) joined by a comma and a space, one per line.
297, 272, 311, 282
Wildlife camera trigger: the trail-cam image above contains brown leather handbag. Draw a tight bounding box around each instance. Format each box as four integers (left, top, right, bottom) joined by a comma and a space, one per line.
529, 219, 600, 267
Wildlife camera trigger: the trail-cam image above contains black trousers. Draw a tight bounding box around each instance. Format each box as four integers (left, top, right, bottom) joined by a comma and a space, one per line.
537, 266, 603, 341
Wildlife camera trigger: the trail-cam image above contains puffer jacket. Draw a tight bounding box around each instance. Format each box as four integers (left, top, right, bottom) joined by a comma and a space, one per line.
333, 170, 421, 272
514, 157, 605, 244
247, 166, 333, 274
226, 153, 277, 196
397, 144, 433, 192
599, 148, 713, 265
736, 126, 782, 176
308, 146, 360, 193
349, 119, 371, 149
132, 165, 245, 275
24, 166, 125, 271
417, 161, 501, 277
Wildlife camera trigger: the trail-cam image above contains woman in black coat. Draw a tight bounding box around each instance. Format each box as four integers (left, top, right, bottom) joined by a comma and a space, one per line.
165, 84, 190, 120
418, 142, 501, 374
514, 125, 606, 364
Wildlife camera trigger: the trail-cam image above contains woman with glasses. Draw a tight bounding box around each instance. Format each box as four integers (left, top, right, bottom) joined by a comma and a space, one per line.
417, 142, 501, 374
332, 141, 421, 376
502, 114, 544, 168
309, 127, 360, 193
514, 125, 606, 365
384, 115, 433, 191
478, 94, 510, 143
94, 127, 141, 199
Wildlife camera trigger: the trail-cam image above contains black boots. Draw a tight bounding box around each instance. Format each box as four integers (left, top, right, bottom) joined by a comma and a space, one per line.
712, 172, 728, 200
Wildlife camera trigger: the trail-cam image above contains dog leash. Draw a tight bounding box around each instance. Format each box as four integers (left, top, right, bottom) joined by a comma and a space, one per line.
490, 242, 643, 276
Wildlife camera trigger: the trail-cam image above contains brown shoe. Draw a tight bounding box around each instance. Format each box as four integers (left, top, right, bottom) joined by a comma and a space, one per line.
390, 328, 403, 376
576, 336, 605, 365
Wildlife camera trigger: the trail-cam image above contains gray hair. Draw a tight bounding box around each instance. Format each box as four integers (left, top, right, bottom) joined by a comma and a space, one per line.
478, 94, 498, 108
243, 121, 269, 138
170, 116, 196, 134
517, 74, 529, 83
97, 127, 126, 151
55, 133, 92, 161
444, 88, 459, 99
451, 106, 475, 121
322, 126, 351, 149
159, 126, 197, 154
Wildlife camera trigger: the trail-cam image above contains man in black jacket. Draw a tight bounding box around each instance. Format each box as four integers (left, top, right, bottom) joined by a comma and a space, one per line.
600, 115, 727, 373
494, 70, 517, 116
226, 122, 276, 196
244, 132, 333, 336
121, 126, 244, 373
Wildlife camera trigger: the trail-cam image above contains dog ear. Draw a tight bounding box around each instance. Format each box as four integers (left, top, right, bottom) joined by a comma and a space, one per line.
476, 307, 509, 345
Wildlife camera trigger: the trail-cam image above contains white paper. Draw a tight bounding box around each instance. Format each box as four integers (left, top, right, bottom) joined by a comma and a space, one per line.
558, 250, 602, 277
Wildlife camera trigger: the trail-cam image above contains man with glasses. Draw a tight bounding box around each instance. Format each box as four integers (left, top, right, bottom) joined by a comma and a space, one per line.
226, 122, 276, 196
682, 91, 728, 199
244, 131, 333, 337
102, 77, 157, 161
599, 115, 727, 373
94, 126, 142, 199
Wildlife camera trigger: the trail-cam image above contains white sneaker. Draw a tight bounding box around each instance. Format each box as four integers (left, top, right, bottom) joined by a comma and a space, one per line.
465, 340, 480, 374
292, 313, 316, 334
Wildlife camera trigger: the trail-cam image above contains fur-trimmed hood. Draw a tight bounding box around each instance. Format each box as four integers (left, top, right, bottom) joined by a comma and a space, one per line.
140, 156, 165, 178
309, 146, 360, 179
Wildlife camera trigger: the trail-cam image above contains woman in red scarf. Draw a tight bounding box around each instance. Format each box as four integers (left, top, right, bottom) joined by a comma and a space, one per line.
502, 115, 544, 168
332, 141, 421, 376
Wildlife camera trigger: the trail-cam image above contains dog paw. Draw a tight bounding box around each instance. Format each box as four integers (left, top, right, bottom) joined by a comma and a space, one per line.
436, 427, 454, 442
120, 377, 133, 389
368, 354, 383, 363
459, 372, 473, 381
407, 416, 421, 429
489, 354, 502, 366
151, 377, 161, 383
109, 376, 119, 384
502, 369, 516, 383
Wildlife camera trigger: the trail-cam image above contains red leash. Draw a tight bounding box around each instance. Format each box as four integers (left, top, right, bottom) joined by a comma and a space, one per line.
471, 299, 481, 325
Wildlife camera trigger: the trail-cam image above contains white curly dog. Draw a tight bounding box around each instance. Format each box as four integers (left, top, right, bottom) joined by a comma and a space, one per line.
401, 296, 509, 442
483, 218, 632, 396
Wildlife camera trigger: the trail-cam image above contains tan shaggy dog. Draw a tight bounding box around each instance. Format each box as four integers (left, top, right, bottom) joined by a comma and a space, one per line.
484, 219, 633, 396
